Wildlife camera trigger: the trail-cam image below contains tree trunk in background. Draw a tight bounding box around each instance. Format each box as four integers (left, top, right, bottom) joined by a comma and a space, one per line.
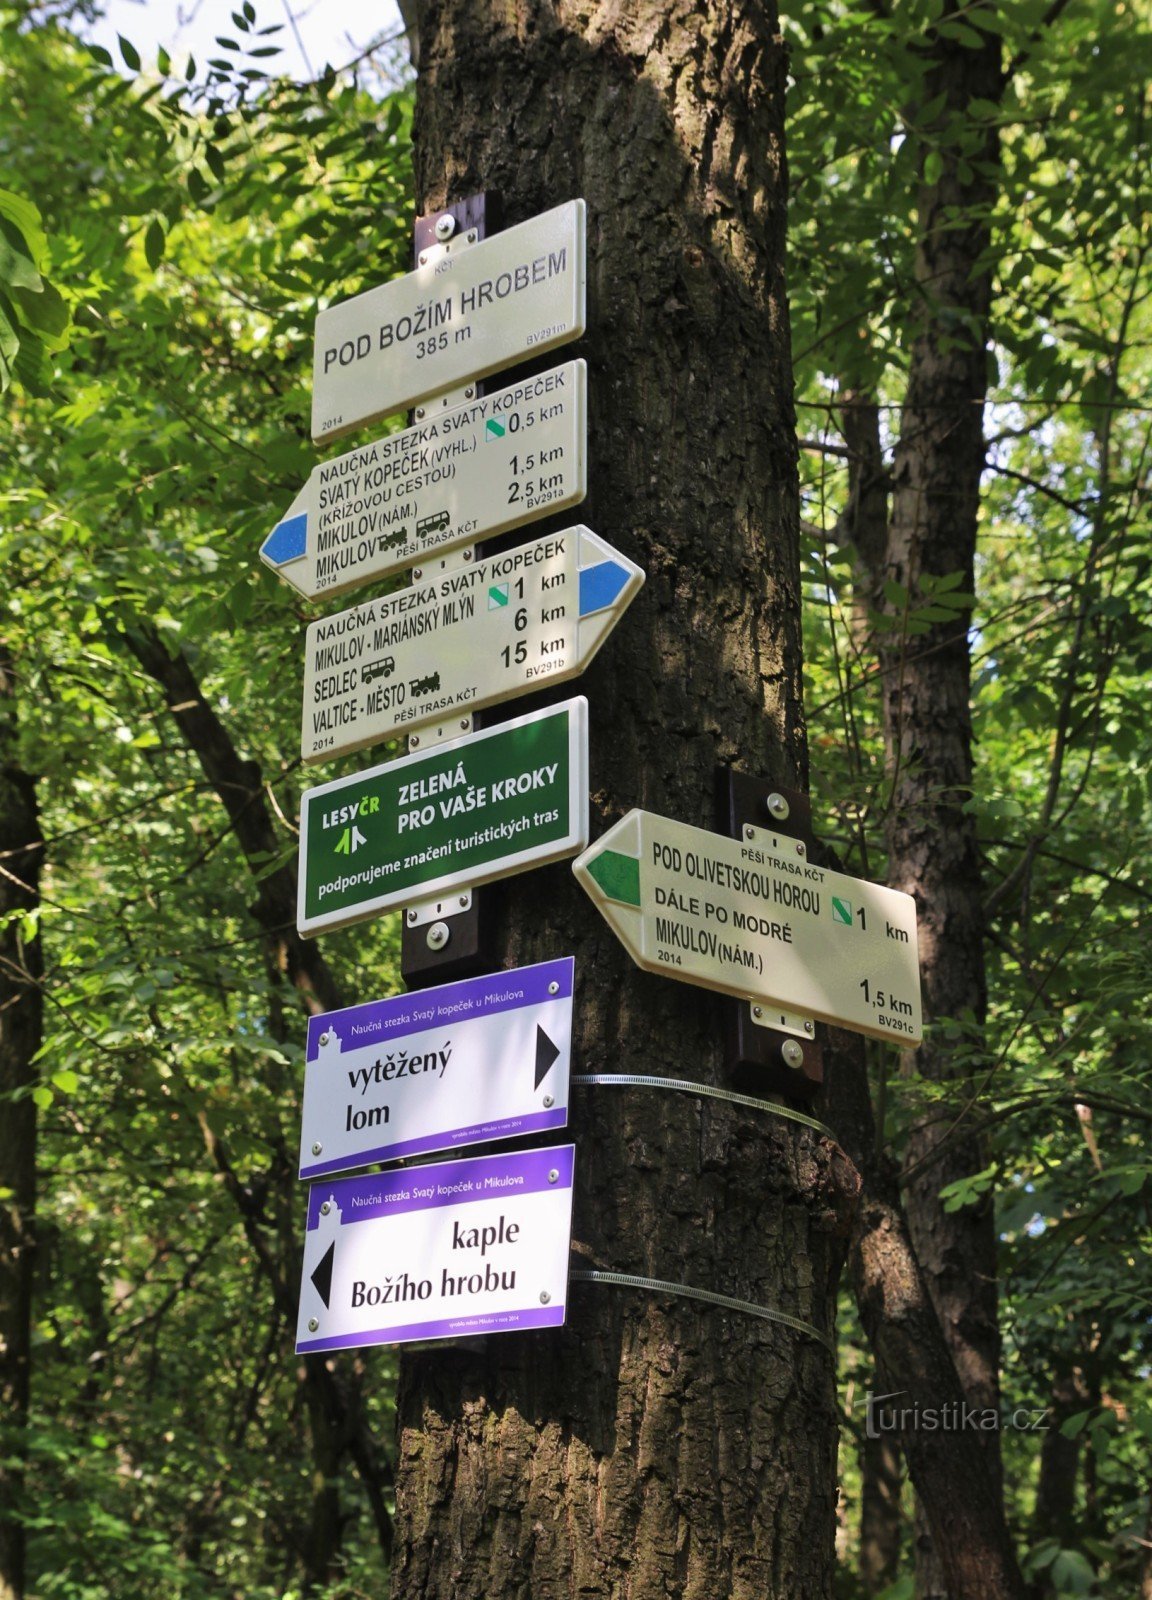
0, 644, 44, 1600
878, 12, 1004, 1595
389, 3, 856, 1596
859, 1431, 903, 1594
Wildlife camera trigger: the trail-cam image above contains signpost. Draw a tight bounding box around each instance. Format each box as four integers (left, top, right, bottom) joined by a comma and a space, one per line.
299, 958, 573, 1178
262, 360, 587, 602
301, 526, 643, 763
298, 697, 589, 937
312, 200, 586, 443
573, 810, 922, 1044
295, 1145, 576, 1352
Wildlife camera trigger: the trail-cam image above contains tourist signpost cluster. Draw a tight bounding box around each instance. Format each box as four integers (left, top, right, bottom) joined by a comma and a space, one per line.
261, 191, 922, 1357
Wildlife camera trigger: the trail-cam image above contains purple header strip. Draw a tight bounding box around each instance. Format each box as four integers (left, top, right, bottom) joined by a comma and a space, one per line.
306, 1143, 576, 1230
296, 1300, 566, 1354
299, 1106, 568, 1180
306, 957, 575, 1062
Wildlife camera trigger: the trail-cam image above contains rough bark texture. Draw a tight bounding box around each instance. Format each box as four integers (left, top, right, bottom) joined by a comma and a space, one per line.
0, 644, 43, 1600
390, 3, 854, 1597
830, 1028, 1024, 1600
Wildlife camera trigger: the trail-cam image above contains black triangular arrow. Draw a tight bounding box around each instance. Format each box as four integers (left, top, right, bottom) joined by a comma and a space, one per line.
535, 1024, 561, 1089
310, 1241, 335, 1309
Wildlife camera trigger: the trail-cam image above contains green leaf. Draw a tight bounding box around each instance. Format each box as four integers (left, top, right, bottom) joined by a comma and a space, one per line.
31, 1085, 53, 1111
0, 217, 43, 293
144, 218, 165, 270
118, 34, 142, 72
924, 150, 943, 186
51, 1070, 79, 1094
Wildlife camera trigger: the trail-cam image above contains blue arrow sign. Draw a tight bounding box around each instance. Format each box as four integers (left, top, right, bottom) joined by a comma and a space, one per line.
579, 559, 632, 618
262, 512, 309, 567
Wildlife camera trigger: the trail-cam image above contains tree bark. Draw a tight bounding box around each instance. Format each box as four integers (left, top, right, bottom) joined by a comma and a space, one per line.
859, 1429, 903, 1594
390, 3, 854, 1596
0, 643, 44, 1600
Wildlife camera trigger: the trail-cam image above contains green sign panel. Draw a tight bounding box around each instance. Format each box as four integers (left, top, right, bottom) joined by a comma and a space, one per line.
298, 698, 589, 936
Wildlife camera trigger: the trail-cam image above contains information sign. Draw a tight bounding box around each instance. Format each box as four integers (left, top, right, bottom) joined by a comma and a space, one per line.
295, 1145, 576, 1353
573, 810, 922, 1044
299, 958, 574, 1178
298, 698, 589, 937
312, 200, 586, 442
302, 526, 643, 763
261, 360, 587, 602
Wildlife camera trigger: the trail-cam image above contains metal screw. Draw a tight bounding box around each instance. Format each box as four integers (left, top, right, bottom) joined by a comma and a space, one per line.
458, 895, 467, 907
427, 921, 450, 951
804, 1020, 814, 1036
465, 386, 475, 399
434, 214, 456, 241
412, 567, 423, 580
418, 251, 428, 266
548, 981, 559, 995
795, 841, 806, 857
409, 734, 420, 749
320, 1201, 331, 1216
766, 792, 790, 821
781, 1039, 805, 1069
407, 909, 417, 926
752, 1005, 763, 1019
543, 1094, 554, 1108
414, 407, 425, 421
539, 1290, 551, 1304
466, 229, 477, 243
308, 1317, 319, 1332
462, 549, 472, 562
319, 1030, 330, 1046
460, 718, 470, 730
743, 824, 755, 840
548, 1168, 559, 1184
312, 1141, 323, 1155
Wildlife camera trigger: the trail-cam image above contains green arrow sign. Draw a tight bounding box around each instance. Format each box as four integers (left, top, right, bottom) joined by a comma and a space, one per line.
298, 699, 588, 936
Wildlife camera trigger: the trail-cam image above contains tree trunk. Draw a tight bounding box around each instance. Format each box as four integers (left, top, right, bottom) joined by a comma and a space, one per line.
859, 1430, 903, 1594
389, 3, 855, 1596
0, 643, 44, 1600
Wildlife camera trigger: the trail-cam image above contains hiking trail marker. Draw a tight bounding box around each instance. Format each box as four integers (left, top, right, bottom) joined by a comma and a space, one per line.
302, 526, 643, 763
296, 1145, 576, 1353
261, 360, 587, 603
312, 199, 586, 443
298, 697, 589, 938
299, 958, 573, 1179
573, 810, 922, 1045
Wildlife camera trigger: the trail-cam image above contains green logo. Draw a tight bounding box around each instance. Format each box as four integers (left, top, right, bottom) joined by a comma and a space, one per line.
488, 584, 509, 609
485, 418, 506, 439
831, 896, 853, 926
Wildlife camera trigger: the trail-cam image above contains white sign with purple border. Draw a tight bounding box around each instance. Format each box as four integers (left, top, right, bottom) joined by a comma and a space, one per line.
295, 1145, 575, 1353
298, 958, 573, 1180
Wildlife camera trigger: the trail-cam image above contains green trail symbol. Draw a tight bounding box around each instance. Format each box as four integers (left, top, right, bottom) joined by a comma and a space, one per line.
587, 849, 641, 908
485, 418, 506, 439
831, 896, 853, 926
488, 584, 509, 609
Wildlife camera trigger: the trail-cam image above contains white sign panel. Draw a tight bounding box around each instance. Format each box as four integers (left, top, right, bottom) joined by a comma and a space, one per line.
574, 810, 922, 1045
302, 526, 643, 763
312, 200, 586, 443
295, 1145, 576, 1352
261, 360, 587, 602
299, 958, 573, 1179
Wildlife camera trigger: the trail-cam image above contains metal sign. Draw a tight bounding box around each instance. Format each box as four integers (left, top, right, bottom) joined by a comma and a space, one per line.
298, 697, 589, 937
573, 810, 922, 1044
302, 526, 643, 764
295, 1145, 576, 1353
261, 360, 587, 603
312, 200, 586, 443
298, 958, 574, 1179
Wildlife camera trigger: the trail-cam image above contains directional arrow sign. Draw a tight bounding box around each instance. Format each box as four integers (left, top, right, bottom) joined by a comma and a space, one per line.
573, 810, 922, 1045
261, 360, 587, 603
298, 697, 589, 937
302, 526, 643, 764
312, 200, 585, 444
296, 1145, 576, 1353
299, 958, 574, 1179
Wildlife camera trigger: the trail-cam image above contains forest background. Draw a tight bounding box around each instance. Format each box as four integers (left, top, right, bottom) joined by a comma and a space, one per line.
0, 0, 1149, 1597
